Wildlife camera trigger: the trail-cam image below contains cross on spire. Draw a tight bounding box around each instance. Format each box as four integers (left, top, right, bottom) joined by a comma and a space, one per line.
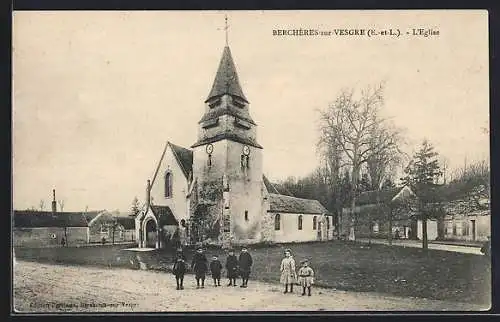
224, 14, 229, 46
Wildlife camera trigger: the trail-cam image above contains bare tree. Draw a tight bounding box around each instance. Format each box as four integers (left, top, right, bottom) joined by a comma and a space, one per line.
318, 82, 401, 240
39, 200, 45, 211
58, 200, 65, 212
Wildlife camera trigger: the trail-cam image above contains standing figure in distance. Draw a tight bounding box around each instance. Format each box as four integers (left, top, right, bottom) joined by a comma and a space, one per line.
238, 247, 253, 288
280, 248, 297, 294
191, 247, 208, 289
172, 248, 187, 290
298, 259, 315, 296
209, 255, 223, 287
225, 249, 239, 286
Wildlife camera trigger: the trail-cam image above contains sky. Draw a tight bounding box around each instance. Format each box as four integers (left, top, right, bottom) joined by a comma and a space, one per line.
12, 10, 489, 212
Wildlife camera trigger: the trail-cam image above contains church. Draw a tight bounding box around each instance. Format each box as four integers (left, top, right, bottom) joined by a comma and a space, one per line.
135, 40, 333, 249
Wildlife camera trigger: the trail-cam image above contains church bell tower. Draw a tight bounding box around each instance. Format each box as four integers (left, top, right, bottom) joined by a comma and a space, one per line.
190, 19, 264, 245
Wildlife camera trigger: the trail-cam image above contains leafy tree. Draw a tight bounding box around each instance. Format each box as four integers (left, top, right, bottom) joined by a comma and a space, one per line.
401, 140, 443, 249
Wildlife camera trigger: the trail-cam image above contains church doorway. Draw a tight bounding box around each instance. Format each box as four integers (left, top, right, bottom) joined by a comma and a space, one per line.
144, 218, 158, 248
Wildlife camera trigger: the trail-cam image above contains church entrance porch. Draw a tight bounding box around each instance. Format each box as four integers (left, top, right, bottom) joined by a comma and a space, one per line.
144, 218, 158, 248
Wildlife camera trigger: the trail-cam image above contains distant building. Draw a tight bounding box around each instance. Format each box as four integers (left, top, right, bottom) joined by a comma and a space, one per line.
13, 210, 95, 247
13, 190, 136, 247
341, 186, 422, 240
85, 211, 136, 244
438, 182, 490, 242
135, 43, 332, 248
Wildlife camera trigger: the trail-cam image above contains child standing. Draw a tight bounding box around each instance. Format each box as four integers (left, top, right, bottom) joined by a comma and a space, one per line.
209, 255, 223, 287
191, 247, 208, 289
280, 249, 297, 294
298, 259, 315, 296
225, 249, 239, 287
172, 248, 187, 290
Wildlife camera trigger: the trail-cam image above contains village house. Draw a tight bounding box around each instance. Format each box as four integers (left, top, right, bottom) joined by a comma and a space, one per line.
439, 181, 490, 242
13, 190, 136, 247
135, 43, 332, 248
13, 210, 92, 247
340, 186, 440, 241
86, 211, 136, 244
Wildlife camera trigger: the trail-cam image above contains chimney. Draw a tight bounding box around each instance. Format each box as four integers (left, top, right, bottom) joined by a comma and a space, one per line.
145, 180, 151, 211
51, 189, 57, 214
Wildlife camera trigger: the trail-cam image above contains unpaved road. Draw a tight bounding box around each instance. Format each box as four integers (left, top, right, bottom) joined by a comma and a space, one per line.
13, 260, 487, 312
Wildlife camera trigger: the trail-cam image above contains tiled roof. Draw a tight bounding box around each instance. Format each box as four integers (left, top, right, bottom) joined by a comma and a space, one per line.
268, 193, 329, 215
263, 175, 281, 194
13, 211, 89, 228
115, 217, 135, 230
205, 46, 248, 103
169, 142, 193, 179
357, 187, 402, 206
150, 205, 178, 225
191, 133, 263, 149
82, 211, 105, 223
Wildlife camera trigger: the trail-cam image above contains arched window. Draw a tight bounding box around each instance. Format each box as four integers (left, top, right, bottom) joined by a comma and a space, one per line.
313, 216, 317, 230
298, 215, 303, 230
165, 172, 173, 198
327, 216, 330, 230
274, 214, 281, 231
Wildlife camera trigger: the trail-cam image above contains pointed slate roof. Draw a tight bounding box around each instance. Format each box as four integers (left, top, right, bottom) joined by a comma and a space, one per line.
205, 46, 248, 103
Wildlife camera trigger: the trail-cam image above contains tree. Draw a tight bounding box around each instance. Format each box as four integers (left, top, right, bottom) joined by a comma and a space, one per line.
401, 140, 443, 249
131, 196, 141, 217
39, 200, 45, 211
58, 200, 65, 212
318, 82, 402, 240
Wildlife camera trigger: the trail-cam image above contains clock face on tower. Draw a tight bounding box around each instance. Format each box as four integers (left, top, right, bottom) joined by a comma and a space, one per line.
206, 144, 214, 154
243, 145, 250, 156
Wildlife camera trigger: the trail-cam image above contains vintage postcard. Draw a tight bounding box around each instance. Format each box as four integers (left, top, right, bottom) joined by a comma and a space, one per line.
12, 10, 490, 312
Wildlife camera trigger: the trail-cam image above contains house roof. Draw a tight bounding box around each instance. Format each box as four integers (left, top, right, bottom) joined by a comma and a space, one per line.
83, 211, 106, 223
263, 175, 281, 194
267, 193, 329, 215
115, 217, 135, 230
205, 46, 248, 103
191, 132, 263, 149
356, 187, 407, 206
262, 175, 295, 196
151, 141, 193, 186
150, 205, 179, 225
13, 211, 90, 228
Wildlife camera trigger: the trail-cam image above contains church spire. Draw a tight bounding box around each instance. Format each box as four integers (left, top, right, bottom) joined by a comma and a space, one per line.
205, 31, 248, 103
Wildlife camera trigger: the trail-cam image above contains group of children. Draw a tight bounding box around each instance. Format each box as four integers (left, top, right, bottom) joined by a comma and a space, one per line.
171, 247, 253, 290
280, 248, 315, 296
171, 246, 315, 297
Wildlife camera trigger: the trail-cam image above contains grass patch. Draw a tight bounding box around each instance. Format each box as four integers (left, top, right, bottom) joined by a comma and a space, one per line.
15, 240, 490, 305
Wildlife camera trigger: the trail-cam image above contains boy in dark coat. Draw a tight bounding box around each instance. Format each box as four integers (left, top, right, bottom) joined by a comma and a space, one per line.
209, 255, 223, 287
191, 247, 208, 288
172, 248, 187, 290
238, 247, 253, 288
225, 249, 239, 286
